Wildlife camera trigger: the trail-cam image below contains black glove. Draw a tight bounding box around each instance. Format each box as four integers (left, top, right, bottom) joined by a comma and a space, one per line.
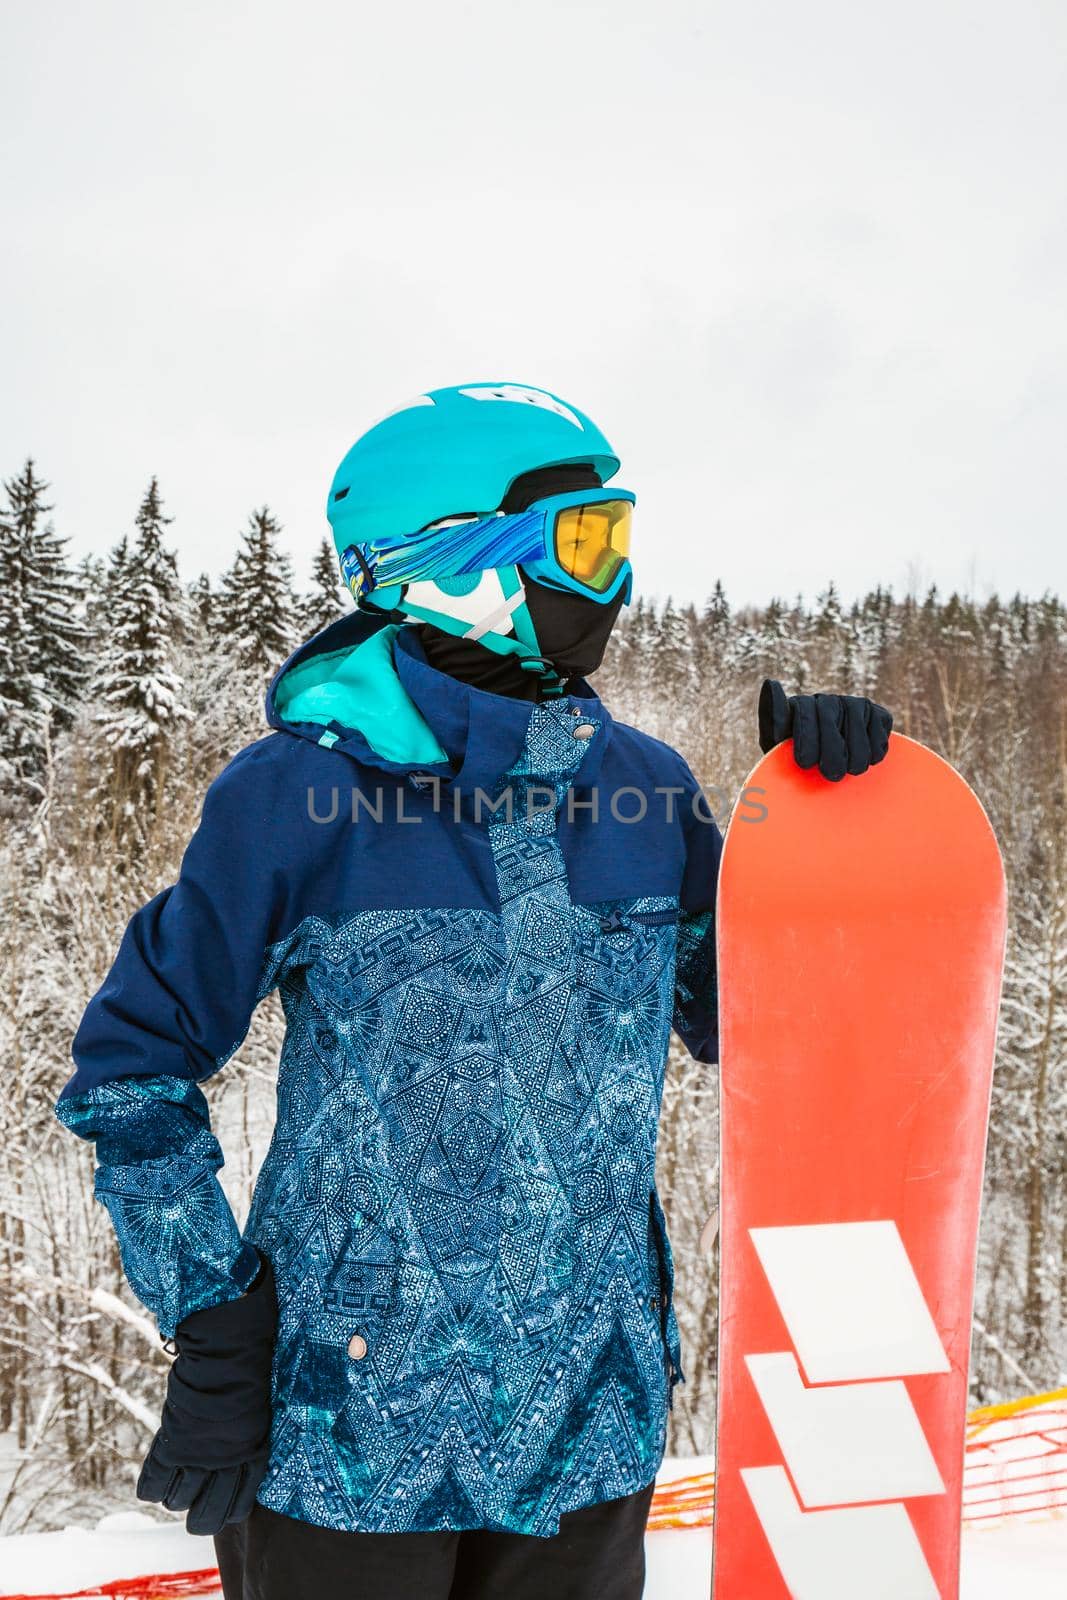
758, 678, 893, 782
137, 1248, 278, 1536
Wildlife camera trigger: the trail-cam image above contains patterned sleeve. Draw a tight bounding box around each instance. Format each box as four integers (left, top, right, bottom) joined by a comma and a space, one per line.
671, 758, 722, 1064
56, 1077, 262, 1339
55, 748, 288, 1338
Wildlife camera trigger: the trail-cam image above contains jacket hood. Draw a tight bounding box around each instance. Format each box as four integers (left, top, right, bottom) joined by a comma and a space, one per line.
265, 610, 614, 794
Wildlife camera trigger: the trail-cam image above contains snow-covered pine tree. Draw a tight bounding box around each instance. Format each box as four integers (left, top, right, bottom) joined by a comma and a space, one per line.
218, 507, 298, 674
75, 552, 108, 637
810, 579, 854, 682
189, 571, 214, 636
654, 595, 699, 714
27, 499, 93, 737
301, 536, 349, 638
702, 579, 730, 637
852, 584, 896, 693
92, 481, 189, 819
734, 593, 788, 680
0, 462, 54, 797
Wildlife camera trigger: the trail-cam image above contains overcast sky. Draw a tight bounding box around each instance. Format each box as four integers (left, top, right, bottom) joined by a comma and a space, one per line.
2, 0, 1065, 610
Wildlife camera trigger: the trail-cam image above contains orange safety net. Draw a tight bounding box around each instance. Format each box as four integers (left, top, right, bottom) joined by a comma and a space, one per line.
646, 1386, 1067, 1532
3, 1572, 222, 1600
962, 1386, 1067, 1524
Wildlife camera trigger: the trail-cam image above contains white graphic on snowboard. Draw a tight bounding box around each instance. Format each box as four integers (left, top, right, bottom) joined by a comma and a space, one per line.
741, 1220, 949, 1600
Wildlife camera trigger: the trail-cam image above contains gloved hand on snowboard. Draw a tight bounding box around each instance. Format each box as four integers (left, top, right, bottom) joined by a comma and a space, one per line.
758, 679, 893, 782
137, 1247, 278, 1536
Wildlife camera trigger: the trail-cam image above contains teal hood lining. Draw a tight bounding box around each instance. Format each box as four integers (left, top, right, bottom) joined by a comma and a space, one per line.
273, 623, 449, 766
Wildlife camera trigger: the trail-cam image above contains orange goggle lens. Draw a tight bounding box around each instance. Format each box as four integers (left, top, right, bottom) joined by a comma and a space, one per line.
552, 499, 633, 593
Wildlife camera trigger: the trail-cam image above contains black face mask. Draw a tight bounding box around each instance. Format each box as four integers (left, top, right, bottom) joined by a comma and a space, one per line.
415, 574, 624, 702
520, 571, 626, 678
414, 620, 542, 700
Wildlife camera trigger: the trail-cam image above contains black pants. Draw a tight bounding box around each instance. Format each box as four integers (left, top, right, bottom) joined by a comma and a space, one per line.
213, 1480, 655, 1600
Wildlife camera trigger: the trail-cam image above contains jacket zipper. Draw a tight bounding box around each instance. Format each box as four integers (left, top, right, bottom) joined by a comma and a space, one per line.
600, 907, 679, 933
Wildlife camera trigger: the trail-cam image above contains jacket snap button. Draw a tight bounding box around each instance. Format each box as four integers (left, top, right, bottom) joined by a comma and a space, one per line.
572, 723, 596, 740
347, 1332, 368, 1360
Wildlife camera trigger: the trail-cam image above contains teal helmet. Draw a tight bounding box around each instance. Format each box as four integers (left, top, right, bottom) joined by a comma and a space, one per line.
327, 383, 620, 553
325, 383, 632, 684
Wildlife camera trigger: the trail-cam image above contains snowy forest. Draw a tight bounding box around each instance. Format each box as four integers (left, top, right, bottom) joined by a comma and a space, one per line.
0, 458, 1064, 1534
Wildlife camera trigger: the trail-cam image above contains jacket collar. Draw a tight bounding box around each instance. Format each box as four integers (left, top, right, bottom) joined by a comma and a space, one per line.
391, 623, 613, 795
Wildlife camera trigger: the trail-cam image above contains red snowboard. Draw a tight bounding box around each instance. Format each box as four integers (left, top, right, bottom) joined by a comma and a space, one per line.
711, 735, 1006, 1600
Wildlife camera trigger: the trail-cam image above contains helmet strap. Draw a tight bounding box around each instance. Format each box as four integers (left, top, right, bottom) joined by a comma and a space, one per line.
463, 581, 527, 643
389, 568, 564, 694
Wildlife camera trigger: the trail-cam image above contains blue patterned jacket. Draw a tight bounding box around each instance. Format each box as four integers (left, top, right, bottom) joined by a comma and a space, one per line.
56, 613, 721, 1537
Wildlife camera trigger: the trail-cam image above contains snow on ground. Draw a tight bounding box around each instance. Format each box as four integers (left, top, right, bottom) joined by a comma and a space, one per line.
960, 1519, 1067, 1596
0, 1510, 216, 1596
1, 1469, 1065, 1598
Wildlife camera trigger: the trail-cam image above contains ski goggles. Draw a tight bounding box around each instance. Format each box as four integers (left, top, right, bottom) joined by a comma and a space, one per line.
339, 488, 635, 609
518, 489, 634, 603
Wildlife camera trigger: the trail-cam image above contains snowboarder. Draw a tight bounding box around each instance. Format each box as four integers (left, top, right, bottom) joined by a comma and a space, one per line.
55, 383, 892, 1600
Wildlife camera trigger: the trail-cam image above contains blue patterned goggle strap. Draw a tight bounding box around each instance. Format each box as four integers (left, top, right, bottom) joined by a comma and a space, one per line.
339, 506, 548, 605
